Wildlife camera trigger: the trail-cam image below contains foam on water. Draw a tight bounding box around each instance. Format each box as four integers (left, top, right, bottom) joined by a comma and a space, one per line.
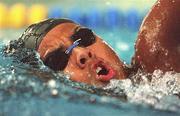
104, 70, 180, 112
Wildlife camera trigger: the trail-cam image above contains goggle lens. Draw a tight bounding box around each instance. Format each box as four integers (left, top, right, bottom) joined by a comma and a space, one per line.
71, 28, 95, 47
44, 48, 69, 71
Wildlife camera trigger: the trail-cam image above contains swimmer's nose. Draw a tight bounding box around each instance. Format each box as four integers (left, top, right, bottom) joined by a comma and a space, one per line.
74, 48, 93, 68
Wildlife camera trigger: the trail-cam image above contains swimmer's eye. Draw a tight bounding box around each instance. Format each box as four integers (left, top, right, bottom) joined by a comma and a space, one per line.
71, 28, 96, 47
43, 48, 69, 71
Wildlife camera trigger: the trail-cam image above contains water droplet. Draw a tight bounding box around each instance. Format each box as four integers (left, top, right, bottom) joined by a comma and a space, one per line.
48, 79, 56, 88
51, 89, 58, 97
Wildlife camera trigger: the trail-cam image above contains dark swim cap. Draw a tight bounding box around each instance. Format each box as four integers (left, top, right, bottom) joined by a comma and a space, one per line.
20, 18, 75, 50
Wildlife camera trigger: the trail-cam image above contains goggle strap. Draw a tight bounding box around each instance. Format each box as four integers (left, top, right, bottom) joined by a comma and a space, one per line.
65, 39, 81, 54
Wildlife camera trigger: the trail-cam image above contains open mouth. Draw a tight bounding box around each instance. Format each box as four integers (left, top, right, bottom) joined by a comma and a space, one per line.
96, 64, 109, 75
93, 61, 116, 81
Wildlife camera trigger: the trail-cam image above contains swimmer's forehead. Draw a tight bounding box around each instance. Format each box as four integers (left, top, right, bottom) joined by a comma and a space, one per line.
37, 23, 82, 60
41, 23, 81, 45
47, 22, 81, 35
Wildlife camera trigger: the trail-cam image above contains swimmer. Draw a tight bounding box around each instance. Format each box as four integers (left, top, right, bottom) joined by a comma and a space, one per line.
5, 0, 180, 87
133, 0, 180, 73
9, 18, 128, 87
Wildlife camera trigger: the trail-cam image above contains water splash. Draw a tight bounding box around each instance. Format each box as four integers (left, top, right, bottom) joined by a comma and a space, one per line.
104, 70, 180, 112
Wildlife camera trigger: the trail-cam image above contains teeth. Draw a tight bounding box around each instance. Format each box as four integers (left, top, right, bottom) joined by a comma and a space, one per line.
96, 66, 102, 74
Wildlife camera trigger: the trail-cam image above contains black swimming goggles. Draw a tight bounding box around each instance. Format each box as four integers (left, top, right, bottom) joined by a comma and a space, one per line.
44, 27, 96, 71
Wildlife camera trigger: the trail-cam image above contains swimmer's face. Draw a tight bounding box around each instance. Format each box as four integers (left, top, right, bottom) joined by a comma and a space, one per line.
38, 23, 127, 87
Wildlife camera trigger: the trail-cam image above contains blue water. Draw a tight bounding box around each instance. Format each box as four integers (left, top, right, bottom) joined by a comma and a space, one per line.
0, 29, 179, 116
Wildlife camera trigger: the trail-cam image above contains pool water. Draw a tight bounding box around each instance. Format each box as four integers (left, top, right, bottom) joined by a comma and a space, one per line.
0, 29, 179, 116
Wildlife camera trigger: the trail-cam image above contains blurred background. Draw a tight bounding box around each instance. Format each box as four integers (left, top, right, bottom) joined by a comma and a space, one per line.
0, 0, 156, 63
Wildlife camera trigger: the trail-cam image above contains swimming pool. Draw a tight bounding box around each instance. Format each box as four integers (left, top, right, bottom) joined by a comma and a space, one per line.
0, 28, 179, 116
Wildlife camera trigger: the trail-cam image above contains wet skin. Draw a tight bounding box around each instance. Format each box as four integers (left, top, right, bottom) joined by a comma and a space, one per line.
37, 23, 127, 87
133, 0, 180, 73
